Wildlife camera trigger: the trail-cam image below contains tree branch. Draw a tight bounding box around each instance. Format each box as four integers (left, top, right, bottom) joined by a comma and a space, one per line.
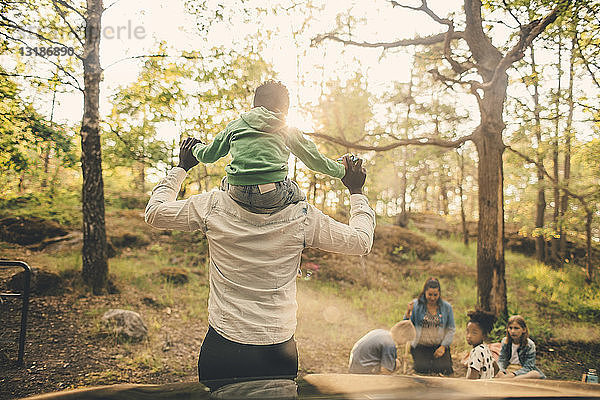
102, 53, 207, 71
50, 0, 84, 46
502, 0, 523, 28
443, 23, 476, 74
579, 48, 600, 89
103, 0, 122, 12
506, 145, 590, 205
40, 57, 83, 92
53, 0, 84, 19
0, 71, 81, 91
312, 31, 464, 49
0, 13, 83, 60
480, 0, 570, 89
427, 68, 484, 109
305, 131, 473, 152
390, 0, 452, 26
103, 121, 147, 162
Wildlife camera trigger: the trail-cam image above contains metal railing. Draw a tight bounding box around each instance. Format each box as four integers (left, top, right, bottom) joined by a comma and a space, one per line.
0, 260, 31, 365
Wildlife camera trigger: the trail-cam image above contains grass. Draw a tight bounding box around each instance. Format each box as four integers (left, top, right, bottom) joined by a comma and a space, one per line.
0, 190, 82, 228
3, 199, 599, 382
430, 236, 477, 269
513, 262, 600, 327
304, 227, 600, 375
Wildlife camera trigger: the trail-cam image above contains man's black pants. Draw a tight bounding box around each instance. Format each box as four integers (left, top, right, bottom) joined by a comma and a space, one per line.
198, 325, 298, 389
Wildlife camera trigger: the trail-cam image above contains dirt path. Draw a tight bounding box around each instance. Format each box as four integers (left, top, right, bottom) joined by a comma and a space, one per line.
296, 281, 383, 375
0, 278, 388, 399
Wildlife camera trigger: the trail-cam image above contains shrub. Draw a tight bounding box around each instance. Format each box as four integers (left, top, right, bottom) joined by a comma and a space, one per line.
516, 262, 600, 323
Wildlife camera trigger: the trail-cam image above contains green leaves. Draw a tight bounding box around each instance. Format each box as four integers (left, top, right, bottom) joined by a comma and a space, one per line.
0, 70, 75, 174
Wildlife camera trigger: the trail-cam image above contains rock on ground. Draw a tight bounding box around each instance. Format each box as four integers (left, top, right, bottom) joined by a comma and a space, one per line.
101, 309, 148, 341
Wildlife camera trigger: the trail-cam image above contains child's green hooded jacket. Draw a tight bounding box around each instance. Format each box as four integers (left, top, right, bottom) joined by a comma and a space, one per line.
192, 106, 345, 186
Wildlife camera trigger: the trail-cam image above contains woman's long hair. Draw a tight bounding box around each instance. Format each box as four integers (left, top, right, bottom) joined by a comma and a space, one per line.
417, 277, 442, 305
505, 315, 529, 346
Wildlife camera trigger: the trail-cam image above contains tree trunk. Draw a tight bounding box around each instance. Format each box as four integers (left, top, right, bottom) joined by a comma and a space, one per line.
41, 143, 51, 189
421, 165, 429, 212
585, 209, 593, 282
81, 0, 108, 294
397, 151, 409, 226
204, 164, 210, 192
138, 161, 146, 192
551, 35, 562, 265
560, 32, 576, 261
398, 66, 413, 225
18, 171, 26, 193
42, 83, 57, 189
474, 127, 506, 317
439, 169, 449, 216
458, 150, 469, 246
319, 186, 326, 212
309, 173, 317, 204
469, 28, 508, 316
531, 45, 546, 263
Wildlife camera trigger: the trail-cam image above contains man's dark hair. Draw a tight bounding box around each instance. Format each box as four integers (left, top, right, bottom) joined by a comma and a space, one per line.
467, 309, 497, 335
253, 80, 289, 114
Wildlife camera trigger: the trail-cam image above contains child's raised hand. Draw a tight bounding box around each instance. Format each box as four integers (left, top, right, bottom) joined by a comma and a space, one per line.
341, 154, 366, 194
177, 137, 202, 171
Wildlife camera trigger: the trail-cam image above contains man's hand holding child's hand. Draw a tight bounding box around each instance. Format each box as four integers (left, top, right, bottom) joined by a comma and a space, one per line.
340, 154, 366, 195
178, 137, 203, 171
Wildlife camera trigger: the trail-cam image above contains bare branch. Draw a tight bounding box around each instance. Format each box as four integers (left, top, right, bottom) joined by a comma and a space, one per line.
427, 67, 483, 107
305, 131, 473, 152
102, 53, 207, 71
390, 0, 452, 26
506, 145, 592, 205
428, 67, 462, 88
53, 0, 84, 19
103, 0, 122, 12
0, 71, 81, 91
41, 57, 83, 91
509, 93, 534, 114
579, 49, 600, 89
483, 18, 519, 30
442, 23, 476, 74
502, 0, 523, 28
575, 101, 599, 113
0, 14, 83, 60
50, 0, 84, 46
312, 31, 464, 49
0, 29, 30, 48
480, 0, 570, 89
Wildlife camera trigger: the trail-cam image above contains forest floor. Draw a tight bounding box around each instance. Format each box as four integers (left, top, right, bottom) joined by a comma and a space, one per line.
1, 209, 600, 399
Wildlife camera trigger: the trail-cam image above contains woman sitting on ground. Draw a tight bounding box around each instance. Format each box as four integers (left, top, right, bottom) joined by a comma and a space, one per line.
404, 277, 455, 376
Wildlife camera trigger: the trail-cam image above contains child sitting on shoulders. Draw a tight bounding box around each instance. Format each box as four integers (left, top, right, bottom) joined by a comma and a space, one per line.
191, 80, 348, 214
496, 315, 545, 379
465, 309, 499, 379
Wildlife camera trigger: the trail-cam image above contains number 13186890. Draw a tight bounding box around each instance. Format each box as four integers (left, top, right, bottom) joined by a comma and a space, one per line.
19, 46, 75, 57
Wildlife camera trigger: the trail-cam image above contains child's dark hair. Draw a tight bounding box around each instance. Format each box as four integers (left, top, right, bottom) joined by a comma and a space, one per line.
253, 80, 289, 114
417, 277, 442, 305
467, 309, 496, 336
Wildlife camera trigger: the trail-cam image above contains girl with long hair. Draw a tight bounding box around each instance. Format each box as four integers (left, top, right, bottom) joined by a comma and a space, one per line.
496, 315, 545, 379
